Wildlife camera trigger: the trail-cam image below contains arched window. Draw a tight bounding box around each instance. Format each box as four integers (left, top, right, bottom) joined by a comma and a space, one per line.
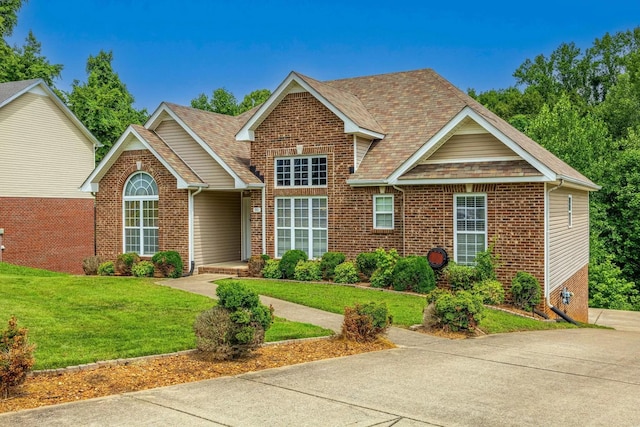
123, 172, 159, 255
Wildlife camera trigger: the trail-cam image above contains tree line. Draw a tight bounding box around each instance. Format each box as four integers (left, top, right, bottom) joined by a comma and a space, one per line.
3, 3, 638, 310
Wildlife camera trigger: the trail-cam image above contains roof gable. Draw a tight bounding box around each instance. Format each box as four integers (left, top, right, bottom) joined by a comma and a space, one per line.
0, 79, 101, 149
81, 125, 205, 192
236, 71, 385, 142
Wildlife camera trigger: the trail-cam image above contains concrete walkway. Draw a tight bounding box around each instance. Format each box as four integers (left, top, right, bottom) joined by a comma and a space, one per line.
589, 307, 640, 332
2, 276, 640, 426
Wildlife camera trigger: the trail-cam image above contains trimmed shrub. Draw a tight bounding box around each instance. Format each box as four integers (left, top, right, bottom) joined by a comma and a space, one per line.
195, 281, 273, 360
294, 260, 322, 281
248, 255, 266, 277
511, 271, 542, 311
474, 243, 500, 282
443, 262, 476, 291
355, 252, 379, 280
262, 259, 282, 279
279, 249, 308, 279
131, 260, 155, 277
391, 256, 436, 293
370, 248, 399, 288
433, 290, 485, 332
152, 251, 183, 278
319, 252, 346, 280
82, 255, 105, 275
97, 261, 115, 276
115, 252, 140, 276
334, 261, 359, 284
473, 280, 505, 305
0, 316, 35, 398
341, 302, 392, 342
260, 254, 271, 261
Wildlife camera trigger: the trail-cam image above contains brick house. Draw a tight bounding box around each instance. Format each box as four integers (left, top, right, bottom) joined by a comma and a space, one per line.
82, 69, 598, 321
0, 79, 100, 274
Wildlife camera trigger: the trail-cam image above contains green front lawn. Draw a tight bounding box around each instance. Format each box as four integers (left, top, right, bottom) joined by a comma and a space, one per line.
0, 263, 332, 369
221, 278, 578, 334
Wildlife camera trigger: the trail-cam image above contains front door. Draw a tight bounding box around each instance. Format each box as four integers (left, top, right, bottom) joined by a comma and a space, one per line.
241, 196, 252, 260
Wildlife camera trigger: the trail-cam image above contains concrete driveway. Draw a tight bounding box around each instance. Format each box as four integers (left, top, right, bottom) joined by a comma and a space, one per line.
2, 326, 639, 426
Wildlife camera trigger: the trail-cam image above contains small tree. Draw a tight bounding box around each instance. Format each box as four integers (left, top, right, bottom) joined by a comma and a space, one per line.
0, 316, 35, 399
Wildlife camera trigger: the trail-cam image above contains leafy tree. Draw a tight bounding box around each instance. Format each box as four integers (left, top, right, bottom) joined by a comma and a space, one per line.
66, 50, 148, 161
0, 0, 24, 38
0, 31, 62, 85
191, 87, 271, 116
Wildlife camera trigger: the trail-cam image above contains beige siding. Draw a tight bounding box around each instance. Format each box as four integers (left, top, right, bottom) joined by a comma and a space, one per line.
455, 119, 489, 135
355, 136, 372, 170
0, 92, 94, 198
548, 188, 589, 291
155, 120, 235, 188
424, 133, 519, 164
194, 191, 241, 265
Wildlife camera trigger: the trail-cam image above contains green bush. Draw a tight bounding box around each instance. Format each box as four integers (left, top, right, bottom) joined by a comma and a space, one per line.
433, 290, 485, 332
334, 261, 359, 284
319, 252, 346, 280
262, 259, 282, 279
341, 302, 392, 342
82, 255, 105, 275
443, 262, 476, 291
355, 252, 379, 279
151, 251, 183, 278
195, 282, 273, 360
474, 242, 500, 282
131, 260, 155, 277
294, 260, 322, 281
0, 316, 35, 398
115, 252, 140, 276
511, 272, 542, 311
248, 255, 266, 277
97, 261, 115, 276
260, 254, 271, 261
391, 256, 436, 294
472, 280, 505, 305
279, 249, 308, 279
369, 248, 399, 288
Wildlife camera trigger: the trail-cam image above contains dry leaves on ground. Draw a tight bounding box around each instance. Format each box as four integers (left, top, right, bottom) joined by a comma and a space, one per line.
0, 337, 394, 414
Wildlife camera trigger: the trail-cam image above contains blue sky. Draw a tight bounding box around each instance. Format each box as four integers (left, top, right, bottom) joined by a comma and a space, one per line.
8, 1, 640, 111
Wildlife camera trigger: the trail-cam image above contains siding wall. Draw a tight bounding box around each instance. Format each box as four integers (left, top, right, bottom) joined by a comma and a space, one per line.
354, 136, 372, 170
0, 92, 94, 198
548, 187, 589, 291
194, 191, 241, 265
155, 119, 235, 188
425, 133, 517, 163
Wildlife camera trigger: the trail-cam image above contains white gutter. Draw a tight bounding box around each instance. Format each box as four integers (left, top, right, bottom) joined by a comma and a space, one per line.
189, 187, 204, 270
545, 179, 564, 306
393, 185, 406, 257
261, 186, 266, 255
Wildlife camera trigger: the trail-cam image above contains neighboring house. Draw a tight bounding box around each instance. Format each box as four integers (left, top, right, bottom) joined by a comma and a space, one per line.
82, 69, 598, 322
0, 79, 100, 274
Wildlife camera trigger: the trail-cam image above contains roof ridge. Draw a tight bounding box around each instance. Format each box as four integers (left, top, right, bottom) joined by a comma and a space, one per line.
323, 67, 436, 84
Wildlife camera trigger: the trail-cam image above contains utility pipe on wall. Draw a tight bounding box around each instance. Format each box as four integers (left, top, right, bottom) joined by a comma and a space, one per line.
393, 185, 406, 257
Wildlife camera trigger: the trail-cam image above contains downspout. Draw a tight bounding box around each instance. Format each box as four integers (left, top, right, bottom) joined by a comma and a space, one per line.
261, 185, 266, 255
393, 186, 406, 257
545, 179, 578, 324
91, 192, 97, 256
186, 187, 204, 276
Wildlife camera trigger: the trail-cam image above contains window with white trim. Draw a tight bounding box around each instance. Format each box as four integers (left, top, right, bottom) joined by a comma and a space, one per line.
275, 156, 327, 187
275, 197, 327, 258
454, 194, 487, 266
123, 172, 159, 255
373, 194, 394, 229
568, 195, 573, 228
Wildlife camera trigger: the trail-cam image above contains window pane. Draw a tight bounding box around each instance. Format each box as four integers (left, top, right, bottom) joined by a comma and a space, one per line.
312, 198, 327, 228
294, 199, 308, 227
276, 199, 291, 227
143, 228, 159, 254
125, 228, 140, 253
312, 229, 327, 258
125, 172, 158, 196
311, 157, 327, 185
276, 229, 291, 257
294, 229, 308, 252
124, 201, 140, 227
456, 195, 486, 266
276, 159, 291, 186
376, 213, 393, 228
293, 158, 309, 186
143, 200, 158, 227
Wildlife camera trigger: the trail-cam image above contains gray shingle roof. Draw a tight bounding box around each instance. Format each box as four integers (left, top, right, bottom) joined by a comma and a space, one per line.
0, 79, 41, 107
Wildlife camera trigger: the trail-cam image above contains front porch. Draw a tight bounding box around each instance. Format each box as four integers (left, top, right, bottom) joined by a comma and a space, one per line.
197, 261, 249, 277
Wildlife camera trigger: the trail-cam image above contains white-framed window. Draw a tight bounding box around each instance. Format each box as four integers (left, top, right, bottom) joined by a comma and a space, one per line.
123, 172, 159, 255
373, 194, 394, 229
275, 156, 327, 187
454, 194, 487, 266
275, 197, 327, 258
568, 195, 573, 228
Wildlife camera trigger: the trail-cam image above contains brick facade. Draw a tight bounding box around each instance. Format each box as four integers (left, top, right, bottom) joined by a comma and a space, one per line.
0, 197, 94, 274
95, 150, 189, 272
548, 264, 589, 322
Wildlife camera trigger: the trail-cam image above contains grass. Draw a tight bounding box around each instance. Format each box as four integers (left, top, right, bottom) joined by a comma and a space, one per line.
220, 278, 579, 334
0, 263, 333, 369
